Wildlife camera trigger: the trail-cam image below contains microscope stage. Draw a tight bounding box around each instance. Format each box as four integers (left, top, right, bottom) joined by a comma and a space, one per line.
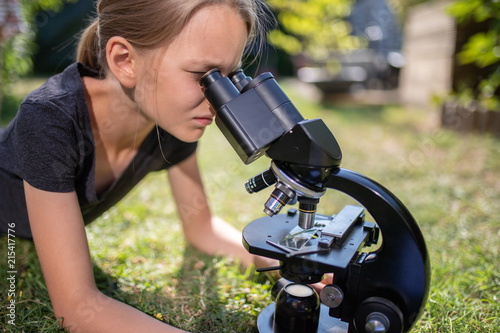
242, 211, 375, 272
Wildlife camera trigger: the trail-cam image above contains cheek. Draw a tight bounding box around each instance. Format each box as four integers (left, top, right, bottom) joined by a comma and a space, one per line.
134, 72, 162, 112
157, 84, 207, 121
175, 82, 206, 109
152, 72, 206, 114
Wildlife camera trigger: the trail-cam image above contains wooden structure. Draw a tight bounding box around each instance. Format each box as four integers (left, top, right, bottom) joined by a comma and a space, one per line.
399, 0, 499, 136
398, 0, 456, 108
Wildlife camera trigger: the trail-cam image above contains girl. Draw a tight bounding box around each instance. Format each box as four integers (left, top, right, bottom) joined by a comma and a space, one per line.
0, 0, 272, 331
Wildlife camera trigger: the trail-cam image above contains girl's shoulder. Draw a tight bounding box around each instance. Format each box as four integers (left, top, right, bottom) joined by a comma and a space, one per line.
21, 63, 96, 113
15, 63, 98, 135
5, 63, 97, 193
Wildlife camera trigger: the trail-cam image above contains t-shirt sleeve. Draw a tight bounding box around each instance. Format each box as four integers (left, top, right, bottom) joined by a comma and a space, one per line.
11, 101, 79, 193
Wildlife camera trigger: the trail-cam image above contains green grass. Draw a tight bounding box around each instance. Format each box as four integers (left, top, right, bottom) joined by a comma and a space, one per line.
1, 80, 499, 332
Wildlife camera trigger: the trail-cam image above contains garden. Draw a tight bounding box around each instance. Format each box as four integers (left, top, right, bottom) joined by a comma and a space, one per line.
1, 0, 499, 332
1, 79, 499, 331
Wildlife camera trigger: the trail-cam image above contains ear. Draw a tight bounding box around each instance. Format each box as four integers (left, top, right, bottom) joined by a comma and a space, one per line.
106, 36, 137, 89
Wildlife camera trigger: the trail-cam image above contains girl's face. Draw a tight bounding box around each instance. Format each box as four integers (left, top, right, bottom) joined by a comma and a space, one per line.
134, 5, 249, 143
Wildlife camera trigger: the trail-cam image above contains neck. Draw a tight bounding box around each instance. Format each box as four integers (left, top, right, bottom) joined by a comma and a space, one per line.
83, 75, 155, 154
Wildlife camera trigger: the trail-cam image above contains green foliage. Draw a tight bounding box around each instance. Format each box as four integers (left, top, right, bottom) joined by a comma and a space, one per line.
447, 0, 500, 24
1, 0, 75, 84
267, 0, 364, 73
457, 31, 499, 68
447, 0, 500, 110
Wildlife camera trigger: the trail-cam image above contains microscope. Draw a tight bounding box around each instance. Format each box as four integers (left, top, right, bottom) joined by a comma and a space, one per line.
200, 69, 430, 333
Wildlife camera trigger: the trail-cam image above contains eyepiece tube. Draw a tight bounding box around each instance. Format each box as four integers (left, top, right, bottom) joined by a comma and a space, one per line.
200, 69, 240, 110
229, 69, 252, 92
199, 69, 222, 88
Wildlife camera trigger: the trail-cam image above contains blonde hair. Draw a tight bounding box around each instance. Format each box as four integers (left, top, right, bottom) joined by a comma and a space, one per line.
77, 0, 269, 74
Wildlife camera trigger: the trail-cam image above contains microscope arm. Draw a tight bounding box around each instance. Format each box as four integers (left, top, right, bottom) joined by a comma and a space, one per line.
323, 168, 431, 332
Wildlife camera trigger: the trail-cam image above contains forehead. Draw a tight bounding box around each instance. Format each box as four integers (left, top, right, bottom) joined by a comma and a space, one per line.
168, 5, 249, 71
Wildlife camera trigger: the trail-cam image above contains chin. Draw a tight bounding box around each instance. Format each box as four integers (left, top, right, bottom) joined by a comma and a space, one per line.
175, 128, 206, 143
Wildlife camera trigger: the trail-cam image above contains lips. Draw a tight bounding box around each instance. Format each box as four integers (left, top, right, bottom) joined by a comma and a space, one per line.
194, 116, 214, 126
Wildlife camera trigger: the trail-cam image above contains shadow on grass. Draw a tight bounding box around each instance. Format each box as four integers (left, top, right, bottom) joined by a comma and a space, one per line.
93, 245, 261, 332
169, 245, 262, 333
102, 243, 264, 332
0, 237, 261, 332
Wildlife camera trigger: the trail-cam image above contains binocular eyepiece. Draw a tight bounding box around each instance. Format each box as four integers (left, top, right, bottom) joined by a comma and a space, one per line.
200, 68, 252, 94
200, 68, 304, 164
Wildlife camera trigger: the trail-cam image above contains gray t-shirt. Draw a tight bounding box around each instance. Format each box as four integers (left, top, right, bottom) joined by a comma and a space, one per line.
0, 62, 197, 239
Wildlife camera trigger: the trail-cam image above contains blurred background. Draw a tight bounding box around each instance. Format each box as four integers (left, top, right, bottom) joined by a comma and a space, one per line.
0, 1, 498, 332
1, 0, 499, 132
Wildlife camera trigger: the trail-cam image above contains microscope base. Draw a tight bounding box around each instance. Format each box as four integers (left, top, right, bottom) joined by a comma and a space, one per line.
257, 303, 349, 333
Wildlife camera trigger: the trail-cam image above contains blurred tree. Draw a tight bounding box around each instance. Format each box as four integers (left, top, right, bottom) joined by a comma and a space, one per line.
266, 0, 364, 73
447, 0, 500, 110
1, 0, 75, 88
32, 0, 95, 74
0, 0, 24, 119
0, 0, 75, 121
265, 0, 433, 72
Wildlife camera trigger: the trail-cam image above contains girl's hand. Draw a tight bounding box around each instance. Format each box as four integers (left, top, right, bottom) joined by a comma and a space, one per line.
310, 273, 334, 294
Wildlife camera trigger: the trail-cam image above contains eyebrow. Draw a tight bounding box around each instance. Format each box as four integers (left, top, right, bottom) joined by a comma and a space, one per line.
188, 59, 242, 74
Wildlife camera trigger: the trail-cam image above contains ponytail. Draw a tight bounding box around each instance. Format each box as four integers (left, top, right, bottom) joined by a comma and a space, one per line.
76, 19, 101, 72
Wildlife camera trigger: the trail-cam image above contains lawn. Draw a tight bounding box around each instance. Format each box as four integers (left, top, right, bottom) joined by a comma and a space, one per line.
1, 80, 499, 332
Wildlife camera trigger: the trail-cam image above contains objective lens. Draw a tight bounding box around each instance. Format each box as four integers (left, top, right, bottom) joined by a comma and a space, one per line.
263, 183, 296, 216
264, 190, 290, 216
245, 169, 276, 194
298, 200, 318, 229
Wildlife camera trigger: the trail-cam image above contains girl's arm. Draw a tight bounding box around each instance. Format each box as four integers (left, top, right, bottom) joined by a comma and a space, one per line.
24, 181, 187, 333
168, 153, 273, 268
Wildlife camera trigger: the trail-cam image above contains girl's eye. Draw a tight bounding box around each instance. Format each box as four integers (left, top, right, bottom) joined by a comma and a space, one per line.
190, 72, 206, 81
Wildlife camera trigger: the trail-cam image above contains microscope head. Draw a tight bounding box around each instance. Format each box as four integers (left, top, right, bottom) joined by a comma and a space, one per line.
200, 69, 342, 166
200, 69, 342, 219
